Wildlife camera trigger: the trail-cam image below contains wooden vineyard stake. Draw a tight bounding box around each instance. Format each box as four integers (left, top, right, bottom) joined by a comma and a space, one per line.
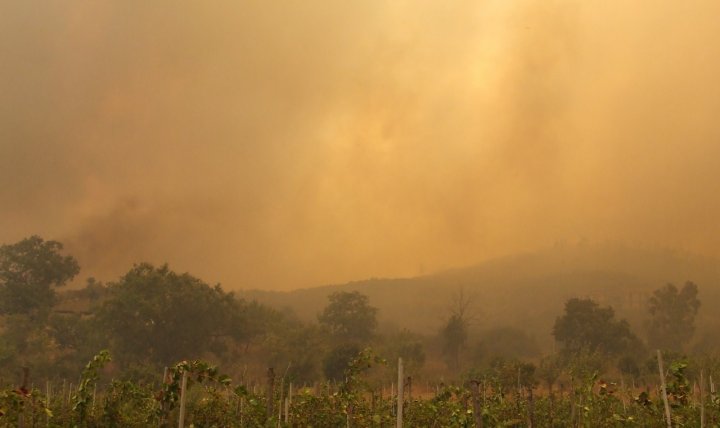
701, 369, 706, 428
266, 367, 275, 420
284, 397, 289, 424
390, 382, 394, 415
657, 350, 672, 428
178, 371, 188, 428
46, 381, 51, 428
470, 380, 484, 428
711, 375, 716, 394
396, 358, 404, 428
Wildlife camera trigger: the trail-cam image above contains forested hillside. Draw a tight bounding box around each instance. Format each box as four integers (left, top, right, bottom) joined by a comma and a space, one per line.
240, 242, 720, 351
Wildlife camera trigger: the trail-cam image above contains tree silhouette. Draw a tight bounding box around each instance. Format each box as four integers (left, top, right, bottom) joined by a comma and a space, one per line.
647, 281, 700, 351
318, 291, 377, 344
0, 235, 79, 317
441, 288, 475, 370
97, 263, 252, 367
553, 298, 640, 356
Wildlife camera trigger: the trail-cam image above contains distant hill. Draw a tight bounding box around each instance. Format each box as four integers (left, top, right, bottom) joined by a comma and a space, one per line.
238, 242, 720, 351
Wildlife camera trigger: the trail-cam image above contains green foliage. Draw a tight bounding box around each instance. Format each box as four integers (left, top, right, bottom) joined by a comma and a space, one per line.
405, 385, 475, 427
566, 348, 606, 385
262, 318, 323, 384
480, 358, 537, 393
72, 349, 111, 424
0, 350, 716, 427
340, 348, 385, 396
0, 235, 79, 317
318, 291, 378, 344
96, 263, 253, 367
553, 298, 640, 356
0, 314, 62, 378
46, 313, 107, 377
384, 329, 426, 374
100, 380, 158, 427
0, 235, 715, 426
0, 386, 51, 427
187, 386, 237, 427
647, 282, 701, 352
293, 348, 387, 427
323, 344, 361, 381
157, 359, 231, 415
666, 360, 691, 406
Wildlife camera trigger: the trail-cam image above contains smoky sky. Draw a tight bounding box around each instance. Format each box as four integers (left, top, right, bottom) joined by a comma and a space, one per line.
2, 1, 720, 289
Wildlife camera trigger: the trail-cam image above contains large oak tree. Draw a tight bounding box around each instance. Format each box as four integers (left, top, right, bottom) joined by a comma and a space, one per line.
97, 263, 254, 367
0, 235, 79, 317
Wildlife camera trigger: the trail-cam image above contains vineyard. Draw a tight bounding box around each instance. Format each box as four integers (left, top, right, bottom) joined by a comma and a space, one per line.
3, 349, 720, 427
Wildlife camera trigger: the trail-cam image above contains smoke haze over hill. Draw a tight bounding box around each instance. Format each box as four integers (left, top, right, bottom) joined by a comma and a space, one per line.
239, 243, 720, 348
2, 1, 720, 289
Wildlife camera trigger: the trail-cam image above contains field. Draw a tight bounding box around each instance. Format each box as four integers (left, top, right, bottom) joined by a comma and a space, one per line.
2, 349, 719, 427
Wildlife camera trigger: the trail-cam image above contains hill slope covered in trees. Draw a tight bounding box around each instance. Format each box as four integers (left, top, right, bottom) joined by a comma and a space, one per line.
239, 242, 720, 351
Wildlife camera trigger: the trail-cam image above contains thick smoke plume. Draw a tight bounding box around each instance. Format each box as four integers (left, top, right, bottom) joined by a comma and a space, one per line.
2, 1, 720, 289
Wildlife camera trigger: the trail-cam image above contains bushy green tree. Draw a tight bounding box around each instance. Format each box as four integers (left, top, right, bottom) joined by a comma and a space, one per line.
318, 291, 377, 344
322, 344, 361, 381
0, 236, 82, 377
0, 235, 79, 317
647, 281, 700, 352
97, 263, 254, 367
553, 298, 640, 356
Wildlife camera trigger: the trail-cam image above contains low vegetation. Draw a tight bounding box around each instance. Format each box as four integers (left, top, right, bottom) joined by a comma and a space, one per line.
3, 349, 720, 427
0, 235, 718, 426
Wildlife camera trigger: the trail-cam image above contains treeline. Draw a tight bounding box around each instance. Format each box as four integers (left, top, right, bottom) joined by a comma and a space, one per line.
0, 235, 713, 388
0, 236, 423, 384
